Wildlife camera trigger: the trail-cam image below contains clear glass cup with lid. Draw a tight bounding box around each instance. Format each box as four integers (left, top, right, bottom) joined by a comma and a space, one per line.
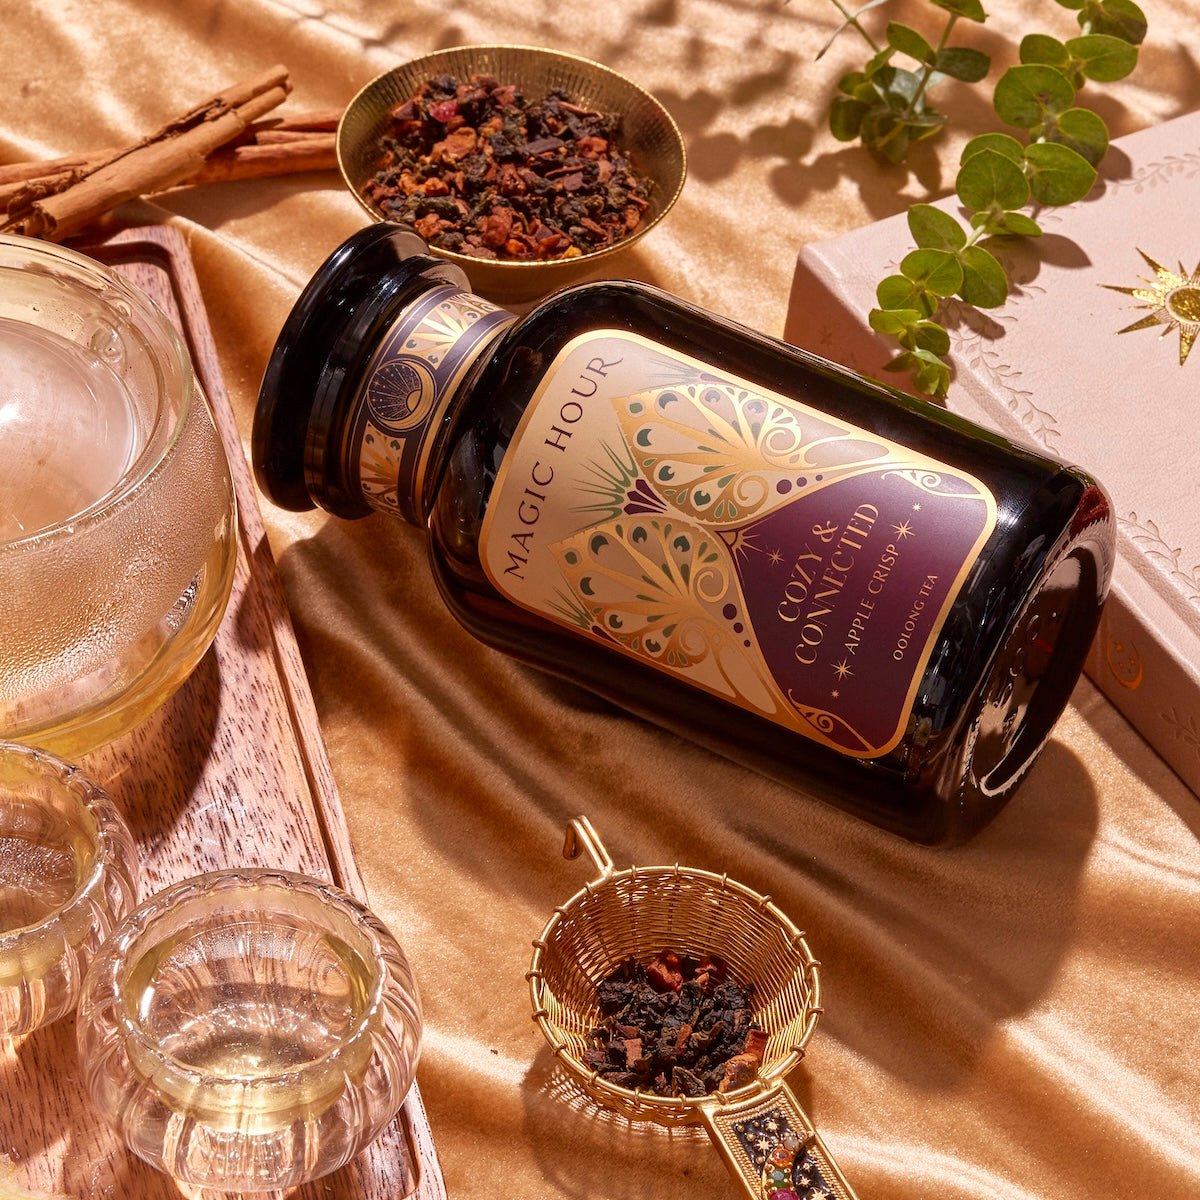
0, 233, 237, 757
76, 866, 423, 1192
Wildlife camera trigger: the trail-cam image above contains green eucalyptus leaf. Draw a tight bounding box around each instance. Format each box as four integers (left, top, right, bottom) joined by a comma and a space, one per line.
1077, 0, 1148, 45
861, 111, 913, 163
972, 209, 1043, 236
887, 22, 935, 64
1002, 211, 1043, 236
885, 349, 951, 398
914, 353, 952, 397
901, 248, 964, 297
830, 96, 867, 141
1067, 33, 1139, 80
869, 307, 923, 336
913, 321, 952, 356
958, 245, 1009, 306
1020, 33, 1069, 68
1025, 140, 1097, 204
957, 147, 1030, 210
935, 46, 991, 82
879, 65, 924, 105
909, 117, 947, 143
877, 275, 939, 318
865, 48, 896, 78
883, 350, 919, 373
1046, 106, 1110, 165
908, 203, 968, 251
962, 132, 1025, 164
929, 0, 987, 22
836, 70, 867, 96
877, 274, 922, 310
850, 76, 885, 104
994, 64, 1076, 128
1054, 0, 1085, 9
969, 209, 1008, 236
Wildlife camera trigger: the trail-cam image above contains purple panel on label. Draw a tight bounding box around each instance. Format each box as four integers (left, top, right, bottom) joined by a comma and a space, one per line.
728, 468, 991, 754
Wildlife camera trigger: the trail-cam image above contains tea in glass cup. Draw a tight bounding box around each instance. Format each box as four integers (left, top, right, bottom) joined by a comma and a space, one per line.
0, 234, 237, 757
77, 868, 422, 1192
0, 741, 139, 1040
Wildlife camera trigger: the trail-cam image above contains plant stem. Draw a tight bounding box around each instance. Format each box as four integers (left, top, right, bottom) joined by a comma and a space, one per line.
900, 13, 958, 121
828, 0, 883, 54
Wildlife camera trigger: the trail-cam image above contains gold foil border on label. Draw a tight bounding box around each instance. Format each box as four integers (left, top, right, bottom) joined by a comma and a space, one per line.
479, 329, 998, 757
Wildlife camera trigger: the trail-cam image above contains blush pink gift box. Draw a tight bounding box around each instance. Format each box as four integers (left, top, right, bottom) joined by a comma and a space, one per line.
785, 110, 1200, 796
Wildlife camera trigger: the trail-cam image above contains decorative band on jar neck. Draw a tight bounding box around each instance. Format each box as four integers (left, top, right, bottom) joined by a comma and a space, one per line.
340, 282, 513, 525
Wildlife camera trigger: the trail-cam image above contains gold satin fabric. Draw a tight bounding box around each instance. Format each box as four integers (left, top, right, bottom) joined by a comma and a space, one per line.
4, 2, 1199, 1197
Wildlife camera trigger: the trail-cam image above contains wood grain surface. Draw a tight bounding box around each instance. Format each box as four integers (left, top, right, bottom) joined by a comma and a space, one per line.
0, 226, 446, 1200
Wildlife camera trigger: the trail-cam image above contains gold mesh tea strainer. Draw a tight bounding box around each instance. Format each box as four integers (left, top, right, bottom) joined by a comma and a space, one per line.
528, 817, 858, 1200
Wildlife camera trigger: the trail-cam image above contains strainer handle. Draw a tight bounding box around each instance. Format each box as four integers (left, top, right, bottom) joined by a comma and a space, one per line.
562, 816, 614, 880
698, 1079, 858, 1200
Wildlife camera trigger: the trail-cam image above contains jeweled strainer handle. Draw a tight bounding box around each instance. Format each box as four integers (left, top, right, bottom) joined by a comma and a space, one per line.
698, 1079, 858, 1200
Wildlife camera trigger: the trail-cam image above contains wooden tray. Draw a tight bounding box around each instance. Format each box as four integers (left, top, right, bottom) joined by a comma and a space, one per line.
0, 226, 447, 1200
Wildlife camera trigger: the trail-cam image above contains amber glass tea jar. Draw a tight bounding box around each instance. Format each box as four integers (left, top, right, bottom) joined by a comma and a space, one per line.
253, 224, 1114, 844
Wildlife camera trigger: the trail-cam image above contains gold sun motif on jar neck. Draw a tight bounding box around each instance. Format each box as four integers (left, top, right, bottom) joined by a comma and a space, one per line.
1104, 249, 1200, 366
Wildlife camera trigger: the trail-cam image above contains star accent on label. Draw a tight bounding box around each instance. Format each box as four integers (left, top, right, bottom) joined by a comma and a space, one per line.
893, 519, 914, 539
833, 660, 853, 679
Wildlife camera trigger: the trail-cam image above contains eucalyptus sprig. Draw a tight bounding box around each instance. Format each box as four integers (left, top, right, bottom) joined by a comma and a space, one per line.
823, 0, 1148, 398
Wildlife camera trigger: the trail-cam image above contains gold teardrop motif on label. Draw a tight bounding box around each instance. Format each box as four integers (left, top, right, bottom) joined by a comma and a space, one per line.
1105, 637, 1144, 690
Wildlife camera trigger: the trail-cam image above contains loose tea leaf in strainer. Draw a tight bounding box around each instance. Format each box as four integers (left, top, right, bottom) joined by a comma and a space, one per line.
527, 817, 858, 1200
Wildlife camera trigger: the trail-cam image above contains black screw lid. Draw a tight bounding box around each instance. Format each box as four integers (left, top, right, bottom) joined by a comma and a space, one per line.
252, 223, 468, 515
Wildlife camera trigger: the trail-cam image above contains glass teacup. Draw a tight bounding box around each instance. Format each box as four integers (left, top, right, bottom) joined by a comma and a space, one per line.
76, 867, 422, 1193
0, 741, 139, 1040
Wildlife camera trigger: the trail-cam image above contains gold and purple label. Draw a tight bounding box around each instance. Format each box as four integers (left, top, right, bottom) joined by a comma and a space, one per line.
479, 331, 997, 757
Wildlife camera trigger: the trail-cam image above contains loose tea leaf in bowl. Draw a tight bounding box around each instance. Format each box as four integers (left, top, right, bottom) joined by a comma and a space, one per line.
359, 73, 655, 262
338, 48, 686, 302
583, 950, 769, 1098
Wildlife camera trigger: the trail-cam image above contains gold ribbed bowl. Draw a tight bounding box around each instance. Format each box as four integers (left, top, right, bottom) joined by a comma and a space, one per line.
527, 818, 821, 1127
337, 45, 687, 303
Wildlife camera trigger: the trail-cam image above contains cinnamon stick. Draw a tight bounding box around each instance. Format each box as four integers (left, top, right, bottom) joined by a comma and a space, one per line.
249, 129, 332, 145
0, 134, 338, 212
248, 109, 342, 134
2, 65, 293, 241
0, 152, 98, 188
0, 171, 79, 212
0, 109, 342, 188
179, 133, 337, 184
